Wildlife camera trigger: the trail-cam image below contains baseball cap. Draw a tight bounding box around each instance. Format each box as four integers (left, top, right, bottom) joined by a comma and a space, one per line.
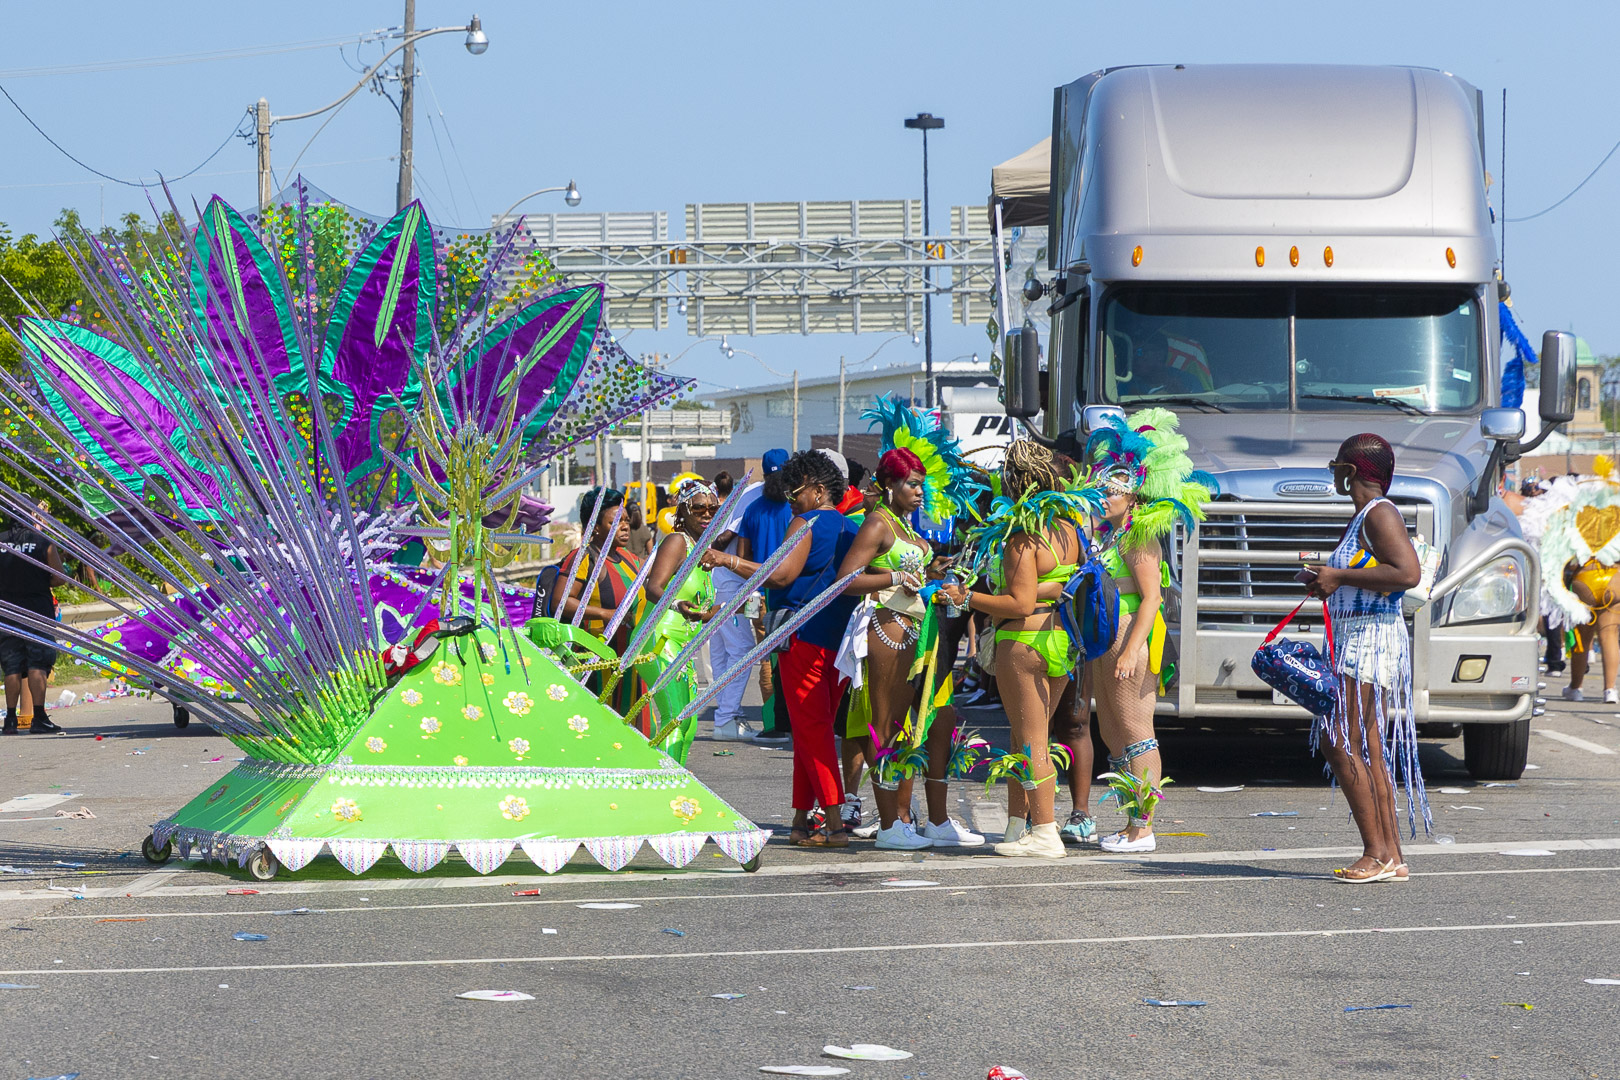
815, 447, 850, 484
762, 448, 789, 474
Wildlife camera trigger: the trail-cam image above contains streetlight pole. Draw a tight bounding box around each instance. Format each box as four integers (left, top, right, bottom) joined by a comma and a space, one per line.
837, 356, 846, 454
253, 14, 488, 214
493, 181, 582, 225
904, 112, 944, 408
397, 0, 416, 211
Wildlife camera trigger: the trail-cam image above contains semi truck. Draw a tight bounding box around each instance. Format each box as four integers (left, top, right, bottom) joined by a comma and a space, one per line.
992, 64, 1578, 779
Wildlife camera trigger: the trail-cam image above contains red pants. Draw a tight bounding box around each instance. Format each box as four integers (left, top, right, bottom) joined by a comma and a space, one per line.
779, 635, 846, 812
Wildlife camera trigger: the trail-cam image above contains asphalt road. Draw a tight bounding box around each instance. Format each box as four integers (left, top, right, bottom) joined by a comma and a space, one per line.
2, 677, 1618, 1080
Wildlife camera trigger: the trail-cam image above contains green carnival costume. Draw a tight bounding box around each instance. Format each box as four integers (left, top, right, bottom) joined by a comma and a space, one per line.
0, 192, 767, 878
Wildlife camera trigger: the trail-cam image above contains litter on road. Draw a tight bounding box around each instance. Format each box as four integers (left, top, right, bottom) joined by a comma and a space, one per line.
712, 993, 746, 1000
1143, 998, 1208, 1007
52, 861, 85, 869
225, 889, 259, 896
758, 1068, 849, 1077
1344, 1004, 1411, 1012
0, 982, 41, 989
577, 902, 640, 910
232, 932, 268, 941
661, 928, 685, 936
822, 1045, 912, 1061
1503, 1002, 1533, 1009
1585, 978, 1620, 985
456, 990, 534, 1002
1250, 811, 1299, 817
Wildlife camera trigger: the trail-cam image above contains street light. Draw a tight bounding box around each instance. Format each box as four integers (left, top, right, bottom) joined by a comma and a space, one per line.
253, 12, 489, 213
903, 111, 944, 408
492, 181, 582, 226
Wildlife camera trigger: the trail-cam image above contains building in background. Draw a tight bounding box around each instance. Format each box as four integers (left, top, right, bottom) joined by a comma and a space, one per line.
698, 358, 997, 465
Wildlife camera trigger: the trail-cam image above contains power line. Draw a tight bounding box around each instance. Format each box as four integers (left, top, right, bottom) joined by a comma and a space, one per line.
0, 33, 386, 79
0, 83, 248, 188
0, 155, 395, 190
1507, 131, 1620, 222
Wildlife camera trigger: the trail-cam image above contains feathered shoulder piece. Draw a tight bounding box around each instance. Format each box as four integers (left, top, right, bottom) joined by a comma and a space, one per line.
862, 393, 984, 520
1535, 476, 1620, 627
1084, 407, 1216, 549
962, 480, 1095, 577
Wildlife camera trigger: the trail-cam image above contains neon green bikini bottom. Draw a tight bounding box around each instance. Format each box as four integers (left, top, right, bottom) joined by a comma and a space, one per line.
995, 627, 1072, 679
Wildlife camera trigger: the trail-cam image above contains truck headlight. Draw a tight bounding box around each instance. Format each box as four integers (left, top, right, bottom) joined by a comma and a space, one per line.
1448, 555, 1525, 623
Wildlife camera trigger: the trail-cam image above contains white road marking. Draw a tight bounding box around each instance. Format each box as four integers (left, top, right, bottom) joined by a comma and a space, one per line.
3, 837, 1618, 904
22, 863, 1620, 923
5, 917, 1619, 977
1534, 728, 1616, 755
0, 793, 78, 813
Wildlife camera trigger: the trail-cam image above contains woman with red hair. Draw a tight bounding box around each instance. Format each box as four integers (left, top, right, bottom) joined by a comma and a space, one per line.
1305, 433, 1429, 883
833, 447, 982, 850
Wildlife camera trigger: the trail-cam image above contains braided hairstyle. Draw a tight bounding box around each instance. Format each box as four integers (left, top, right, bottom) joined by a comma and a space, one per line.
1002, 438, 1065, 500
1337, 433, 1395, 494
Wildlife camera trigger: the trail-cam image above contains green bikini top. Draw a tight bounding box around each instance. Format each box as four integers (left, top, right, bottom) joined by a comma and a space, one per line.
1100, 544, 1171, 615
871, 510, 930, 577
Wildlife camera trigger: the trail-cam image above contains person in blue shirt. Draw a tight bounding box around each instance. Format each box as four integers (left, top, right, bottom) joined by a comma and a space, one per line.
727, 448, 793, 742
726, 451, 859, 846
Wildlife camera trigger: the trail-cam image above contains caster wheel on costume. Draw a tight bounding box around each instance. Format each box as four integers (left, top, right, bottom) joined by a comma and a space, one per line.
741, 854, 762, 873
141, 834, 173, 865
246, 848, 280, 881
172, 706, 190, 729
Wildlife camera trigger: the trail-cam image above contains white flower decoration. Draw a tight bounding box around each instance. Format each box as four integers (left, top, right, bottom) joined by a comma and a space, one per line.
503, 691, 533, 716
508, 737, 530, 758
365, 737, 387, 754
567, 714, 589, 737
546, 683, 568, 702
419, 716, 441, 735
499, 794, 530, 821
400, 689, 422, 707
462, 704, 484, 721
331, 798, 362, 822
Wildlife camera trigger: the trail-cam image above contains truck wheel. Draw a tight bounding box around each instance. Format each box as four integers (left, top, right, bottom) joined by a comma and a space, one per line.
1462, 719, 1530, 781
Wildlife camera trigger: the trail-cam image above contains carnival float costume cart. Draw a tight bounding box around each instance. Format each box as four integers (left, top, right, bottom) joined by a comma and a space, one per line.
0, 191, 790, 878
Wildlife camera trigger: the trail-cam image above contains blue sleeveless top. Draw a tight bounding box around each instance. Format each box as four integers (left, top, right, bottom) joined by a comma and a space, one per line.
1327, 498, 1404, 622
777, 509, 858, 649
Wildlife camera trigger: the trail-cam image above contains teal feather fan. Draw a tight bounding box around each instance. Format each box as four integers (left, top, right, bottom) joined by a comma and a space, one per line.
861, 394, 984, 520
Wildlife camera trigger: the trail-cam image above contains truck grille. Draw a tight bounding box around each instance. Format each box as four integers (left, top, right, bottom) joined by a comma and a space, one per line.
1184, 499, 1430, 629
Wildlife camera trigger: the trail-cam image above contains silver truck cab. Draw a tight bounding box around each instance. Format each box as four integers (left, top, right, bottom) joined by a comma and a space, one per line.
996, 64, 1577, 779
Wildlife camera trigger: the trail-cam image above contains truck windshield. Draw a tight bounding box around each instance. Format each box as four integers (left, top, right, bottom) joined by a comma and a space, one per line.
1101, 287, 1482, 413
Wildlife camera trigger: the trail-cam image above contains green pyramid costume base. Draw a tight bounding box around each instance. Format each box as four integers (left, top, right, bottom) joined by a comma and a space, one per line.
151, 621, 766, 875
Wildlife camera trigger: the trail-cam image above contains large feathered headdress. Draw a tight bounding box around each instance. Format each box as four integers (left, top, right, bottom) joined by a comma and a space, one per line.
861, 393, 984, 520
1084, 407, 1216, 546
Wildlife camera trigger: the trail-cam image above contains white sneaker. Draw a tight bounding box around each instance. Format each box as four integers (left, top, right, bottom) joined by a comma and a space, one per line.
851, 820, 881, 840
920, 817, 984, 847
1002, 816, 1028, 845
1098, 830, 1157, 853
992, 821, 1065, 858
713, 721, 758, 741
1605, 688, 1618, 705
874, 821, 933, 850
1562, 687, 1585, 702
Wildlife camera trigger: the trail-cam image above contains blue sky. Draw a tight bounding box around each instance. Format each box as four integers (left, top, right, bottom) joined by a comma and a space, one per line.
2, 0, 1616, 391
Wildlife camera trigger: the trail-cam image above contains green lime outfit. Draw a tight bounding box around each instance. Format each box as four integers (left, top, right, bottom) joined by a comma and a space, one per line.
641, 555, 714, 764
993, 549, 1079, 678
151, 619, 766, 876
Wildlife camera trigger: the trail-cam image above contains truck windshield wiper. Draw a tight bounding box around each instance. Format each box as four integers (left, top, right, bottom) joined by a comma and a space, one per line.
1299, 393, 1426, 417
1130, 395, 1229, 413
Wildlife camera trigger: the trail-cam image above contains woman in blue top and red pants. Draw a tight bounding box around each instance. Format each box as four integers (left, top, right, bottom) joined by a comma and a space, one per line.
728, 451, 858, 847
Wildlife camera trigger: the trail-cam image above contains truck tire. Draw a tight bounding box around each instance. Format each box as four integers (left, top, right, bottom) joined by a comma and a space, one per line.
1462, 719, 1530, 781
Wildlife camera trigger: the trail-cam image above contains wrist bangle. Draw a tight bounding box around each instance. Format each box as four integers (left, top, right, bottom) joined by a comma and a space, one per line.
890, 570, 902, 586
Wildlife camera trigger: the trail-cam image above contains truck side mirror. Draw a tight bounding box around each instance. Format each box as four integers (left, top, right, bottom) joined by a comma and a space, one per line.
1539, 330, 1577, 425
1479, 407, 1525, 441
1003, 323, 1042, 418
1082, 404, 1125, 433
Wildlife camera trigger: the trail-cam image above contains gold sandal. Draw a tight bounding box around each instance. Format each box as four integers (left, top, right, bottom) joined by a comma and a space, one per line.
1333, 858, 1396, 884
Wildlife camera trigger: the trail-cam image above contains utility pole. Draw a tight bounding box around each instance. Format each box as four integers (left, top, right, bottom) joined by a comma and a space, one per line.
904, 112, 945, 408
792, 370, 800, 453
640, 353, 655, 506
396, 0, 416, 211
256, 98, 272, 213
836, 356, 846, 454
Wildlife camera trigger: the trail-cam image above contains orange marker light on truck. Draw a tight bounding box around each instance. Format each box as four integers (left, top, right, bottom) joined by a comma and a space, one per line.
1255, 246, 1265, 267
1131, 245, 1143, 267
1446, 246, 1457, 268
1289, 246, 1300, 267
1323, 245, 1334, 268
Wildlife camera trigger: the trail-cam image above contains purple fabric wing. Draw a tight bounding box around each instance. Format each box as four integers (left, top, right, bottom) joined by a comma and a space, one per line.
188, 197, 307, 452
320, 203, 437, 486
18, 319, 225, 522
